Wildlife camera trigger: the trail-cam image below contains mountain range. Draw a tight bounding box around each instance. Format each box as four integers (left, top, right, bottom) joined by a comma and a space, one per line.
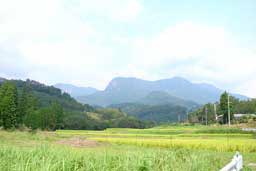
54, 83, 98, 97
1, 76, 249, 123
0, 77, 7, 83
72, 77, 247, 107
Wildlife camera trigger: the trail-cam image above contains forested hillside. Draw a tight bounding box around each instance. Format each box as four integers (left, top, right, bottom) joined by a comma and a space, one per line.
12, 79, 87, 111
138, 91, 198, 108
0, 79, 152, 130
109, 103, 188, 123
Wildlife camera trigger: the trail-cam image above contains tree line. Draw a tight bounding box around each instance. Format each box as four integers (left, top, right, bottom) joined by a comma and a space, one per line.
0, 81, 64, 130
189, 92, 256, 124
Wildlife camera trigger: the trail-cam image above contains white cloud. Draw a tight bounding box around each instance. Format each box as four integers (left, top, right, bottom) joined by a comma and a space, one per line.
0, 0, 94, 43
131, 22, 232, 67
128, 22, 256, 97
69, 0, 142, 22
0, 0, 117, 88
234, 79, 256, 98
0, 0, 255, 97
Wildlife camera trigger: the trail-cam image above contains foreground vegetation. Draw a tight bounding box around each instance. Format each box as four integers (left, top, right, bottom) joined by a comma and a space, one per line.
0, 143, 231, 171
0, 125, 255, 171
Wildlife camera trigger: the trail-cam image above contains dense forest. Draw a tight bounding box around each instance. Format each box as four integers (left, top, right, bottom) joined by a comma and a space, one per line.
109, 103, 188, 123
189, 92, 256, 124
0, 79, 153, 130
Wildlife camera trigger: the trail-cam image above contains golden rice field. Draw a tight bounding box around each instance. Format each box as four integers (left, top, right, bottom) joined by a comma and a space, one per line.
57, 125, 256, 153
0, 125, 256, 171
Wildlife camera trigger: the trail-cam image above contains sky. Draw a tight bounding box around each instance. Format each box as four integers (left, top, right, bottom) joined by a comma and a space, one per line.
0, 0, 256, 97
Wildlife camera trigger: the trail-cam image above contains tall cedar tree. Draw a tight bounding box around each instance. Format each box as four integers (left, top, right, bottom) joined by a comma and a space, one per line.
0, 82, 18, 129
17, 84, 28, 124
0, 82, 8, 126
220, 91, 234, 124
51, 101, 64, 129
18, 82, 37, 125
29, 102, 63, 130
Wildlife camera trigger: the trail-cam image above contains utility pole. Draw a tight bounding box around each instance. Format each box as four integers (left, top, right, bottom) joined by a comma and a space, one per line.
186, 110, 189, 123
214, 103, 217, 121
227, 93, 231, 127
205, 106, 208, 125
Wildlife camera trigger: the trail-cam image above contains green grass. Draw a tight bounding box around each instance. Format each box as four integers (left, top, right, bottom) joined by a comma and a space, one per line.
0, 125, 256, 171
0, 144, 233, 171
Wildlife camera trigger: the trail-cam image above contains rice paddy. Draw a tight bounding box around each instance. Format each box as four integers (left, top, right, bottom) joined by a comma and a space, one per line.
0, 125, 256, 170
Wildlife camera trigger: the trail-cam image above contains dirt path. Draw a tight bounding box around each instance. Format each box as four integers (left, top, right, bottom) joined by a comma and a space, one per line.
56, 137, 101, 148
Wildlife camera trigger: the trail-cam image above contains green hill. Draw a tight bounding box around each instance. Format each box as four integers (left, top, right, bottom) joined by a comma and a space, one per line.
0, 78, 152, 130
109, 103, 188, 123
138, 91, 198, 108
0, 79, 87, 112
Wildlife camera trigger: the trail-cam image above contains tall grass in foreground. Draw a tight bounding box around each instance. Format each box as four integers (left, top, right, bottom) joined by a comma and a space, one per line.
0, 144, 230, 171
